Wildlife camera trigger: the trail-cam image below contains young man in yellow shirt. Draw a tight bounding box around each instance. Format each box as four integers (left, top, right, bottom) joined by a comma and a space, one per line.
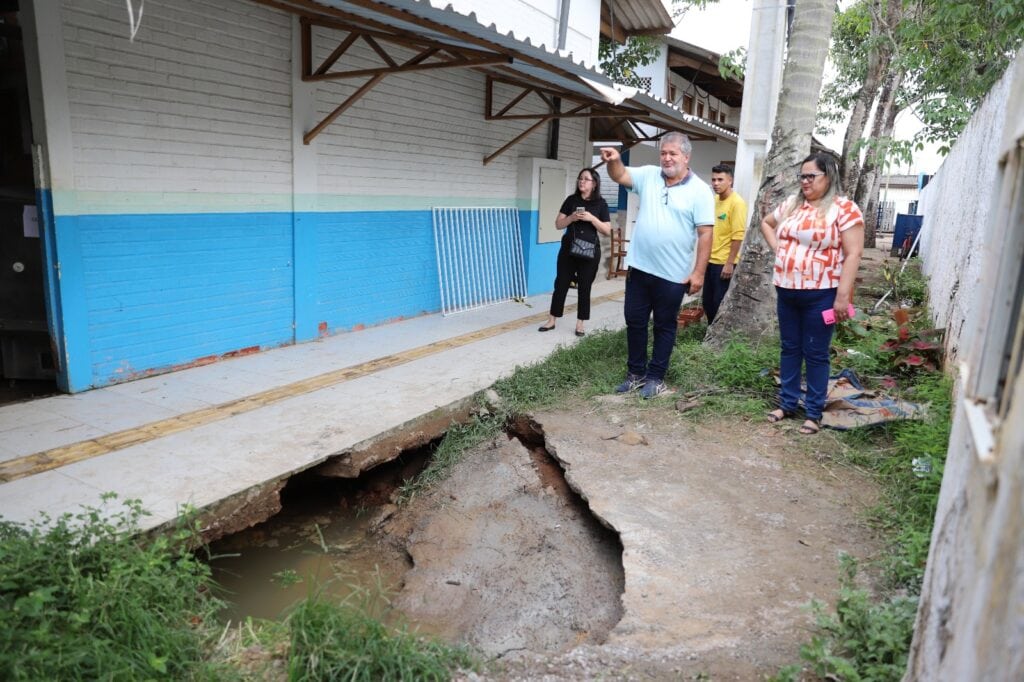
704, 165, 747, 323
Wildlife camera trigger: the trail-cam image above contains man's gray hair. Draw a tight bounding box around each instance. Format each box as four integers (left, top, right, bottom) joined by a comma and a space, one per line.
660, 131, 692, 155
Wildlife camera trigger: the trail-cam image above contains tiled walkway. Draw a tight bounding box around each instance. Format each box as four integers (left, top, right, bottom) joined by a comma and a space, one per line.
0, 279, 628, 530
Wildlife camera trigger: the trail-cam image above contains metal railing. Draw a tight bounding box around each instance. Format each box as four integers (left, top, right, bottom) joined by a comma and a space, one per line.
432, 207, 528, 316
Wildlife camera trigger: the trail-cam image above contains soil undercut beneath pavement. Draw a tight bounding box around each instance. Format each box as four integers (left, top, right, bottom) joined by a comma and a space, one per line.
379, 400, 882, 680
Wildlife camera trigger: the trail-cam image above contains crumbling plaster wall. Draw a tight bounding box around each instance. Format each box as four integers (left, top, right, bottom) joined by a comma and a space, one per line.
905, 52, 1024, 682
917, 70, 1012, 364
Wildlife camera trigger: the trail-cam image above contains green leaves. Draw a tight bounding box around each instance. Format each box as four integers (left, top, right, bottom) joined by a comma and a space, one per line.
798, 557, 919, 681
598, 36, 661, 88
825, 0, 1024, 169
0, 497, 224, 680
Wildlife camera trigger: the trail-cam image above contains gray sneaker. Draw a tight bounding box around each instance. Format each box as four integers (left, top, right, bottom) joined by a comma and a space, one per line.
640, 380, 672, 399
614, 373, 645, 393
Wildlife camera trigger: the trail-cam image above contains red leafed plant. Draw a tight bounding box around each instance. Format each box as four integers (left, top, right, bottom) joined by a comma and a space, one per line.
879, 326, 944, 374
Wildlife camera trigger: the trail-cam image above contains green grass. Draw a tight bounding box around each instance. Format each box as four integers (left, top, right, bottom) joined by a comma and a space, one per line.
286, 589, 475, 682
0, 494, 477, 681
2, 281, 950, 681
0, 494, 226, 681
397, 414, 503, 504
771, 268, 953, 680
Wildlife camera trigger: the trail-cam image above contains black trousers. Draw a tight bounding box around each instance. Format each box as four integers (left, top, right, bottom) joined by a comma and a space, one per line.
701, 262, 732, 324
549, 247, 600, 320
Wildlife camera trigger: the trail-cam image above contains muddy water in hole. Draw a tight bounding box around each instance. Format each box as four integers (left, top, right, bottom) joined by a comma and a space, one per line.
207, 453, 430, 623
209, 504, 409, 623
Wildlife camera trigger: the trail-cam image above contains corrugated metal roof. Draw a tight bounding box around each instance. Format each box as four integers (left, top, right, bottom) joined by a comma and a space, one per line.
603, 0, 674, 36
281, 0, 735, 142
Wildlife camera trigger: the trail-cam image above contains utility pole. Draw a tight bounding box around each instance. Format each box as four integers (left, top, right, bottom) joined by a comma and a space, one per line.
733, 0, 789, 203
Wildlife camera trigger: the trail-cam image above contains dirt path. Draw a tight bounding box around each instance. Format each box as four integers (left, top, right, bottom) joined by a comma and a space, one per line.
380, 399, 883, 680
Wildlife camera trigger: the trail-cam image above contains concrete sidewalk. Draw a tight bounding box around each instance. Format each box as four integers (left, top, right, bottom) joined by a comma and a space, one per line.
0, 279, 628, 531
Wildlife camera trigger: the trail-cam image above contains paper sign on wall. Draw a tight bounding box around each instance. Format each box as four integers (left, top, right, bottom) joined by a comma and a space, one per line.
23, 205, 39, 238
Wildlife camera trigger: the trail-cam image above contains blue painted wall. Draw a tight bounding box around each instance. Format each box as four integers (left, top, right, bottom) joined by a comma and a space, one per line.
520, 208, 560, 296
43, 206, 554, 391
69, 212, 295, 388
310, 210, 440, 333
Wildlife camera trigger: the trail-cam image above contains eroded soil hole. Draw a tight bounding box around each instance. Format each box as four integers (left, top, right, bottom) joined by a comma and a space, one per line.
208, 442, 436, 622
208, 416, 625, 656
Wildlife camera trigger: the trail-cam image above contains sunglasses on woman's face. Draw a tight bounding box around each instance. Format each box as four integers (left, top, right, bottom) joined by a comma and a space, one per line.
798, 172, 825, 182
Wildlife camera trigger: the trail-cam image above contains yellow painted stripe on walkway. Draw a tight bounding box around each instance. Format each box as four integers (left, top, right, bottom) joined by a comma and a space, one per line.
0, 293, 623, 483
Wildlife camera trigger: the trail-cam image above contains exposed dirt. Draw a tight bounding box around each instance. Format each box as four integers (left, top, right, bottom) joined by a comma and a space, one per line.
379, 400, 883, 680
379, 428, 626, 658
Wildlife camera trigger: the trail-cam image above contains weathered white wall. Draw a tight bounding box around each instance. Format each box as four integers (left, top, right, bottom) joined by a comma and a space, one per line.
918, 70, 1012, 362
62, 0, 293, 196
312, 27, 586, 201
905, 51, 1024, 682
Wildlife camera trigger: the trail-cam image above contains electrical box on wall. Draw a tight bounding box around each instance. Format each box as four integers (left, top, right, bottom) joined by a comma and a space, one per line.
517, 158, 570, 244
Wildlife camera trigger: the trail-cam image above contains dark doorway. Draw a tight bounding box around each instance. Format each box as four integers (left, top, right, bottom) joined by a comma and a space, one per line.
1, 2, 57, 404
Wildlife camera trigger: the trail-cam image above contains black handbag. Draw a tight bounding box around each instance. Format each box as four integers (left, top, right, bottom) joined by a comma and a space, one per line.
569, 225, 597, 259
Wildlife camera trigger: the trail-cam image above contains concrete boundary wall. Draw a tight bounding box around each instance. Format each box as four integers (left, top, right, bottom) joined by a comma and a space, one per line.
906, 50, 1024, 681
918, 68, 1013, 363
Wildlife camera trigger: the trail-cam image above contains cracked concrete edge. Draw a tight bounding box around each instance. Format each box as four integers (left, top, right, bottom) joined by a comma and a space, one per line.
543, 435, 621, 536
146, 395, 483, 544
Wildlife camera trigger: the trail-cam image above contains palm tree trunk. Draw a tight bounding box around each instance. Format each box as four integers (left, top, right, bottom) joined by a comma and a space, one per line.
705, 0, 838, 348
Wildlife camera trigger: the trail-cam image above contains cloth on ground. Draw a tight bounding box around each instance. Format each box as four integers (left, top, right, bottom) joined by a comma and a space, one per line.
768, 368, 928, 430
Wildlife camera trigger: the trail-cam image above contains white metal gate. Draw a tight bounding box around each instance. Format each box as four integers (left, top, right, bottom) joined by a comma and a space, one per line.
432, 207, 528, 316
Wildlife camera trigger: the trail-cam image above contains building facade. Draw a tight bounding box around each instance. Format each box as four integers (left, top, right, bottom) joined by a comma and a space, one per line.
5, 0, 725, 392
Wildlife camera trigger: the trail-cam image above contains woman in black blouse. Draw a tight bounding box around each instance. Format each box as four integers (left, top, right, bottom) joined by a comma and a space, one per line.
538, 167, 612, 337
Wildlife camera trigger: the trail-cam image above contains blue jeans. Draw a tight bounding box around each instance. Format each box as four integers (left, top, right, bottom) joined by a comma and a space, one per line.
624, 267, 689, 382
776, 286, 837, 420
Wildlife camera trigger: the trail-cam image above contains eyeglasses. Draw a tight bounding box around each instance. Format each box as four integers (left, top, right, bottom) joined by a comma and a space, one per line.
798, 172, 825, 182
662, 188, 668, 204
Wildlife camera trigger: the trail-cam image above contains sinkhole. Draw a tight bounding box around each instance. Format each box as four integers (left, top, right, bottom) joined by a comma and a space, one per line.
206, 415, 624, 655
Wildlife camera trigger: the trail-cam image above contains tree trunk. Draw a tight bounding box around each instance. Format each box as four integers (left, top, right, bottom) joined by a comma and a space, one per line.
705, 0, 838, 348
839, 0, 885, 193
854, 67, 903, 249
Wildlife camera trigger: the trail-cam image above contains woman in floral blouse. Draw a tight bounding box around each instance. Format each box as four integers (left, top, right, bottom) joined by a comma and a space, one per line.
760, 153, 865, 434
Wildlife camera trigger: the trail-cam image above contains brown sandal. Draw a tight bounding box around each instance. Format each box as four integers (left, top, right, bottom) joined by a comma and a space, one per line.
799, 419, 821, 435
766, 408, 795, 423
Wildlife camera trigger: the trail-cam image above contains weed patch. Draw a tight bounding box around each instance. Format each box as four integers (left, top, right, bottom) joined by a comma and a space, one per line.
286, 590, 475, 681
770, 557, 918, 682
0, 495, 225, 681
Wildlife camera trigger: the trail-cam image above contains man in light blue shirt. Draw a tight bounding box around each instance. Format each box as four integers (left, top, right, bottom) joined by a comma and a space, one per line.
600, 133, 714, 398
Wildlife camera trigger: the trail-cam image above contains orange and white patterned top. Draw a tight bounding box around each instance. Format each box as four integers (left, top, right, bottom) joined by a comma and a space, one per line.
772, 196, 864, 290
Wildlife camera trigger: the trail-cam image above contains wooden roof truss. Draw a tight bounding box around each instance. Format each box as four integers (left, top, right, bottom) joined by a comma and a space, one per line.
253, 0, 715, 161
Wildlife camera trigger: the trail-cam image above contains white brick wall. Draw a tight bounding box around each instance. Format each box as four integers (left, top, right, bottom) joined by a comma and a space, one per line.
439, 0, 559, 46
58, 0, 589, 203
62, 0, 293, 195
312, 28, 587, 200
431, 0, 600, 65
